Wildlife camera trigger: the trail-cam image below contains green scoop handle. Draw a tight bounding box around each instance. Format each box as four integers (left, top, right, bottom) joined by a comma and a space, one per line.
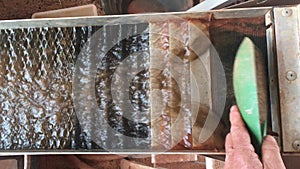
233, 37, 267, 156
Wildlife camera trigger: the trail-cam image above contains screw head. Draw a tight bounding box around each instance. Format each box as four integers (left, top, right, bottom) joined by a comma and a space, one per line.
286, 71, 297, 81
282, 9, 293, 17
293, 140, 300, 150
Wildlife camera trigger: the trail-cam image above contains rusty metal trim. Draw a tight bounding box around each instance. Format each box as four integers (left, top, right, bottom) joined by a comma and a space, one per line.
265, 10, 282, 148
273, 5, 300, 153
0, 7, 271, 30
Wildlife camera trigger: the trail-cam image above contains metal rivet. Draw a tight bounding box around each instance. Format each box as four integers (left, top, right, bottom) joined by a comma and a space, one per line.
282, 9, 293, 17
293, 140, 300, 150
286, 71, 297, 81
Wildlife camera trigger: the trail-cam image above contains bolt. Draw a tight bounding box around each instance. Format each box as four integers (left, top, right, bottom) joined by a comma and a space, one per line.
286, 71, 297, 81
293, 140, 300, 150
282, 9, 293, 17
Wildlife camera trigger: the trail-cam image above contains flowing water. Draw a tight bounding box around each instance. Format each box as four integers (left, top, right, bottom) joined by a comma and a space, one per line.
0, 18, 228, 151
0, 24, 152, 150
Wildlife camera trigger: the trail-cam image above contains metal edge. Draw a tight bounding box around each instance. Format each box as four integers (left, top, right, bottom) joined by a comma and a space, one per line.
273, 5, 300, 153
265, 9, 283, 150
0, 7, 272, 29
187, 0, 240, 12
228, 1, 300, 9
212, 6, 271, 19
0, 151, 225, 156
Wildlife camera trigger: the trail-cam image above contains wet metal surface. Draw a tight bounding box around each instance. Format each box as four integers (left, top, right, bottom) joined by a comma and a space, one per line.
0, 10, 269, 153
0, 27, 78, 150
0, 25, 150, 151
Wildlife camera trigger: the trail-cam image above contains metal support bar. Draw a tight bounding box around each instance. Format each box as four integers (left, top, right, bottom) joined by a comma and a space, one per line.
273, 5, 300, 153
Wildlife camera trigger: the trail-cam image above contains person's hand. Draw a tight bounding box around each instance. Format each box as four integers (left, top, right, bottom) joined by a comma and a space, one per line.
224, 105, 286, 169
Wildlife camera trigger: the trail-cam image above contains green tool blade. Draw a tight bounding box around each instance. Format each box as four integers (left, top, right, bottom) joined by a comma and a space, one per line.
233, 37, 267, 154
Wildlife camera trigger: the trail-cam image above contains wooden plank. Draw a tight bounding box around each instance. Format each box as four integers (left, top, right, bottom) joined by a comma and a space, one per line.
152, 154, 197, 164
32, 4, 98, 18
120, 159, 157, 169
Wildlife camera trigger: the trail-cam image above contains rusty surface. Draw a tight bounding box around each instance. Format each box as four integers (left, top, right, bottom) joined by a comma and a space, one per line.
210, 16, 267, 37
273, 6, 300, 153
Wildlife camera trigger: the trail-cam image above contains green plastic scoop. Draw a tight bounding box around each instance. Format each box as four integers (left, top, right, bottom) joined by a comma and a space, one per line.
233, 37, 268, 156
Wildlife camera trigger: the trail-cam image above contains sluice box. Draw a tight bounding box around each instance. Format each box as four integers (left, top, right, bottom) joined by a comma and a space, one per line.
0, 5, 299, 157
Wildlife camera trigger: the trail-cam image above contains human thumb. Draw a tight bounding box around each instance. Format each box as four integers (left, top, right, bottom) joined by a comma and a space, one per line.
262, 135, 286, 169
